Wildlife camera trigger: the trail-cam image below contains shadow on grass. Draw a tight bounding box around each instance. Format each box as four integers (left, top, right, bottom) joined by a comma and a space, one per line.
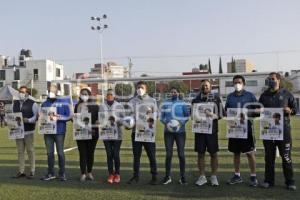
1, 165, 299, 200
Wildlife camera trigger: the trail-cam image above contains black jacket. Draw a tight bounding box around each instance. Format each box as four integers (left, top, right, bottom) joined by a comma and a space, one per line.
192, 93, 224, 133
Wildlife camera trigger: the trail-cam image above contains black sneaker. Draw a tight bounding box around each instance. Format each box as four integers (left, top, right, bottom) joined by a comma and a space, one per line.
227, 174, 243, 185
26, 172, 35, 179
249, 176, 258, 187
12, 172, 26, 179
162, 176, 172, 185
127, 176, 139, 184
179, 176, 187, 185
149, 175, 157, 185
41, 174, 56, 181
287, 184, 297, 191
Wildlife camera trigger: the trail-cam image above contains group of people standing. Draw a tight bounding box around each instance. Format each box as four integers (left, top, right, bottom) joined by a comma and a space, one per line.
9, 72, 297, 190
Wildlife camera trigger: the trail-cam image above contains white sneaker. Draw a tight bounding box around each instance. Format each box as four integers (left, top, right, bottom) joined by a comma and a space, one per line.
80, 174, 86, 182
210, 175, 219, 186
195, 175, 207, 186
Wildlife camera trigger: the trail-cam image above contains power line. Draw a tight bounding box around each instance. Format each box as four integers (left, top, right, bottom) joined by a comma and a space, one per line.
55, 49, 300, 62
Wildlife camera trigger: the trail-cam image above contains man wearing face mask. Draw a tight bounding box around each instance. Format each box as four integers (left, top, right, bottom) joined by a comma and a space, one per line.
259, 72, 297, 190
41, 84, 72, 181
12, 86, 39, 179
192, 80, 224, 187
127, 81, 158, 185
225, 75, 258, 187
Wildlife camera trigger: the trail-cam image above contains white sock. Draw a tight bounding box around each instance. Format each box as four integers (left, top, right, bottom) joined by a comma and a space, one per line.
235, 172, 241, 177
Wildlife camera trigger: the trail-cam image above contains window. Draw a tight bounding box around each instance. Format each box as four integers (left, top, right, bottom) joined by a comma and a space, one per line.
14, 69, 20, 80
246, 80, 258, 86
225, 81, 233, 87
33, 69, 38, 80
64, 84, 70, 95
0, 82, 3, 88
12, 81, 18, 90
0, 70, 5, 80
56, 68, 61, 77
57, 83, 61, 91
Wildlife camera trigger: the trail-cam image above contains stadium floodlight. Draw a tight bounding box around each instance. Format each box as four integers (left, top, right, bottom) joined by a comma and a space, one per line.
90, 14, 108, 103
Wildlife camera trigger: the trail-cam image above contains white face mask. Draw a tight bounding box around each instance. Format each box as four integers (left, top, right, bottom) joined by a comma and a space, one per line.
137, 88, 145, 96
19, 93, 26, 101
48, 92, 56, 98
80, 95, 89, 102
234, 83, 243, 92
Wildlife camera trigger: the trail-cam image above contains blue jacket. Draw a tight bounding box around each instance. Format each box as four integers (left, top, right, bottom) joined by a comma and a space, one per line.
41, 97, 72, 135
225, 90, 257, 134
160, 97, 190, 133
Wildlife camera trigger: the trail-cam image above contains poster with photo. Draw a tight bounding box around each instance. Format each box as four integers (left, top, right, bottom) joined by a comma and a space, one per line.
135, 103, 156, 143
192, 103, 214, 134
260, 108, 283, 140
7, 112, 24, 139
39, 107, 57, 134
98, 111, 120, 140
73, 113, 92, 140
226, 108, 248, 139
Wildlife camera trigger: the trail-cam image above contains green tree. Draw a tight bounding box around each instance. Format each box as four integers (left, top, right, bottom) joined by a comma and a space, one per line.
168, 80, 188, 94
208, 59, 212, 74
280, 77, 293, 91
231, 57, 236, 73
140, 74, 155, 96
29, 88, 38, 98
115, 83, 133, 97
219, 57, 223, 74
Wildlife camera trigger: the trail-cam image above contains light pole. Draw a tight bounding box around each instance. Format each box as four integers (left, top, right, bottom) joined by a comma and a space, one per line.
91, 14, 108, 102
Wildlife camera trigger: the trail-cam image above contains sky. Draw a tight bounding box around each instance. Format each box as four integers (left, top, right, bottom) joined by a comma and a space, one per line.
1, 0, 300, 77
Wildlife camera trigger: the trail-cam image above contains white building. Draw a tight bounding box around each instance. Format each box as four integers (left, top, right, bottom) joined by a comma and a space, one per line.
0, 50, 71, 98
227, 59, 255, 73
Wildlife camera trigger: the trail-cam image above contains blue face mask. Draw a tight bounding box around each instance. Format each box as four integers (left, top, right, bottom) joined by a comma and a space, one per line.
268, 79, 277, 89
171, 95, 178, 100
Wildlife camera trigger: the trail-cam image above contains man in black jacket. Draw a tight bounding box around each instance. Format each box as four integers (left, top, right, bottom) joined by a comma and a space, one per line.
259, 72, 297, 190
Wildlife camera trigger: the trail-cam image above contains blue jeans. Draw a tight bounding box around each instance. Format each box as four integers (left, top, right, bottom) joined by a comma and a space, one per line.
131, 133, 157, 177
103, 140, 122, 175
44, 134, 65, 176
164, 131, 186, 177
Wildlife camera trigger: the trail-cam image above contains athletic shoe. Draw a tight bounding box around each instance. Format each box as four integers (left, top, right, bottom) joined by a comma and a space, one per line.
41, 174, 56, 181
127, 176, 139, 184
162, 176, 172, 185
210, 175, 219, 186
107, 174, 114, 184
26, 172, 35, 179
179, 176, 187, 185
114, 174, 121, 183
86, 173, 94, 181
59, 175, 67, 181
12, 172, 26, 179
260, 182, 273, 188
80, 174, 86, 182
287, 184, 297, 191
249, 176, 258, 187
195, 175, 207, 186
227, 174, 243, 185
149, 175, 157, 185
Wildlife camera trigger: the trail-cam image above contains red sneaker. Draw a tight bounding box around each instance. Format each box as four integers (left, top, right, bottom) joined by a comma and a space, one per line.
114, 174, 121, 183
107, 174, 114, 184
